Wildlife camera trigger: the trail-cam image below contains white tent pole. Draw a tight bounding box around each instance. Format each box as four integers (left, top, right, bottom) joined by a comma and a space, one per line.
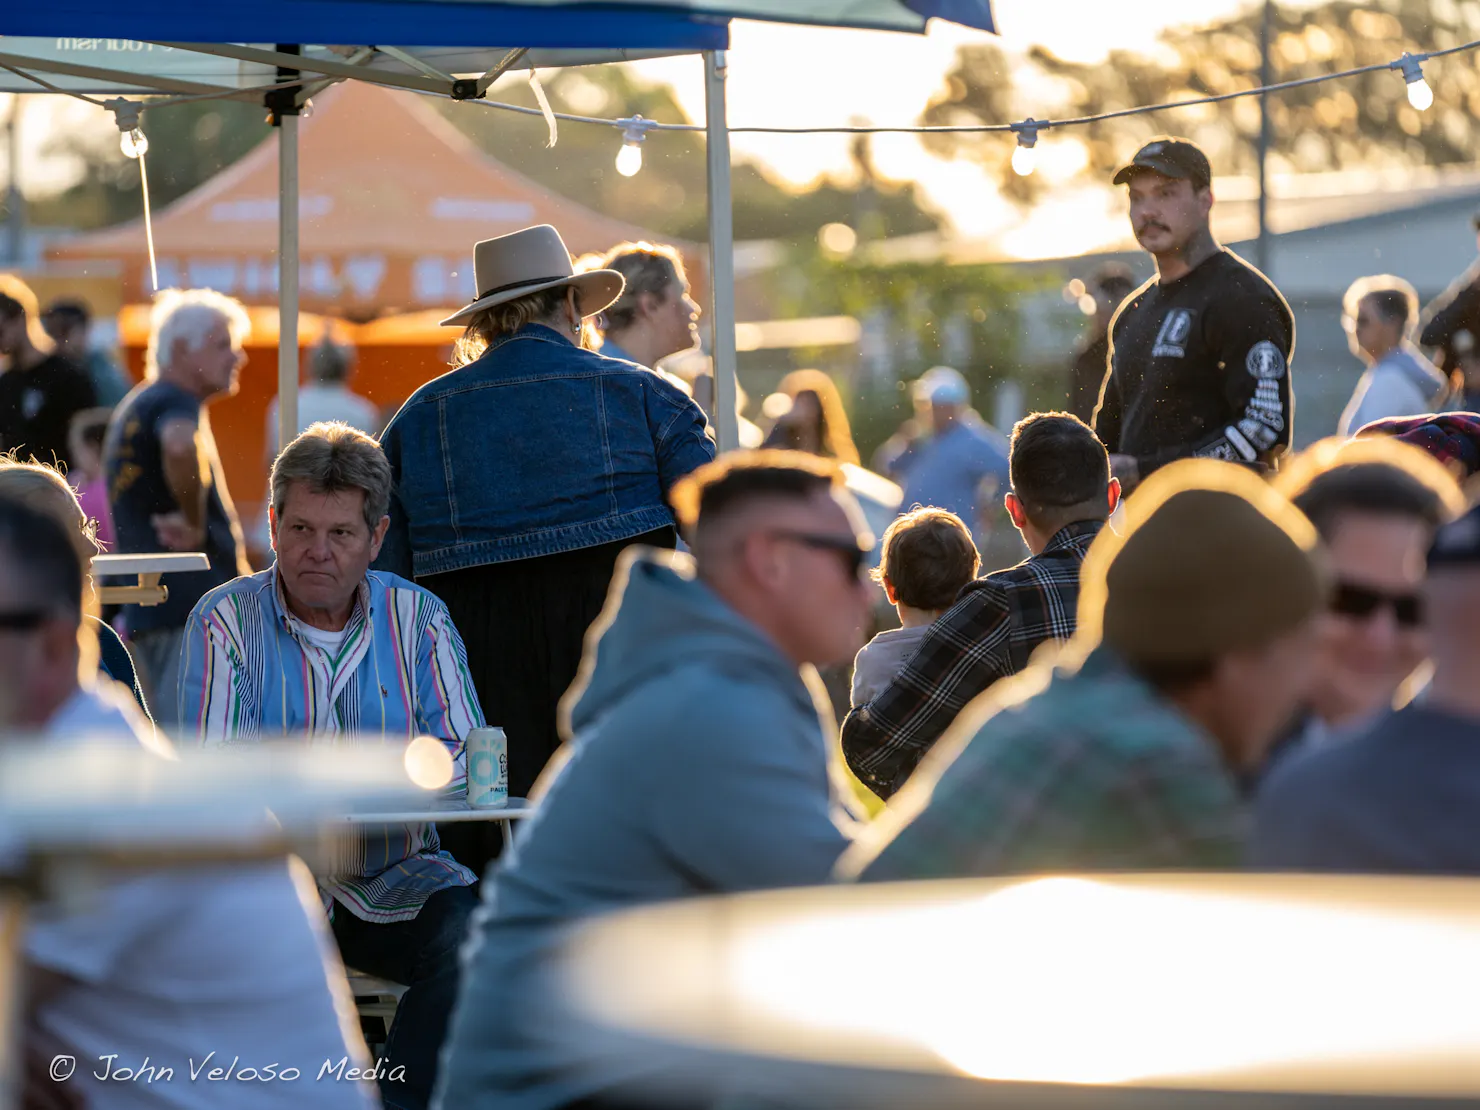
703, 49, 738, 454
277, 112, 299, 452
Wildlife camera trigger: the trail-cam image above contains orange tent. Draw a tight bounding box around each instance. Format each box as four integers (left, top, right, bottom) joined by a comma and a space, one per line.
51, 80, 703, 319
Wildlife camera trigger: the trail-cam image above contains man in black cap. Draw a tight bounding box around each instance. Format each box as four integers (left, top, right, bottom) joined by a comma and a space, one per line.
1066, 262, 1136, 424
1417, 211, 1480, 390
1254, 500, 1480, 874
1092, 137, 1295, 489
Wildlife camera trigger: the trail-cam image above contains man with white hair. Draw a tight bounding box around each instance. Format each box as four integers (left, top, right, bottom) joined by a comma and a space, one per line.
104, 289, 253, 725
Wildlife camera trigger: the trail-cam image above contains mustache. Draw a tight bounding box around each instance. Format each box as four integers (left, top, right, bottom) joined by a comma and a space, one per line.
1136, 221, 1170, 235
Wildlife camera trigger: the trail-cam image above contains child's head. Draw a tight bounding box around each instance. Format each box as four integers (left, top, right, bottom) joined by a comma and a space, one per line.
874, 507, 981, 613
68, 408, 110, 480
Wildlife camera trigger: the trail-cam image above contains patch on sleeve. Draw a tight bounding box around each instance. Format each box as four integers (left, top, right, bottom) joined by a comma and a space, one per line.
1246, 340, 1286, 380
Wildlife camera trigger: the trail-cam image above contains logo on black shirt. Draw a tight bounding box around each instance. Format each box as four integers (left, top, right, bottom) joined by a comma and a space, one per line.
1246, 340, 1286, 380
1151, 309, 1195, 358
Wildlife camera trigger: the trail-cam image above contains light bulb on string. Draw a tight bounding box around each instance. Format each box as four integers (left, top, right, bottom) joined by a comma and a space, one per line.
1010, 118, 1045, 178
1395, 53, 1434, 111
616, 141, 643, 177
615, 115, 655, 178
120, 127, 149, 159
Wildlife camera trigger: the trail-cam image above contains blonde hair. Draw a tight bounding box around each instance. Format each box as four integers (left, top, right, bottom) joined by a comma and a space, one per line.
0, 454, 102, 677
0, 454, 101, 563
451, 285, 597, 368
0, 273, 54, 353
146, 288, 251, 379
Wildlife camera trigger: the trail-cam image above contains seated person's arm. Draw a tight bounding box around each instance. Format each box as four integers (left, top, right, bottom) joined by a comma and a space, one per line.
177, 601, 248, 744
413, 601, 484, 797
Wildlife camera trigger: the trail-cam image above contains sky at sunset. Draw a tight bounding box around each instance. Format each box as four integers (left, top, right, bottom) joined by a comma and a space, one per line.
4, 0, 1327, 255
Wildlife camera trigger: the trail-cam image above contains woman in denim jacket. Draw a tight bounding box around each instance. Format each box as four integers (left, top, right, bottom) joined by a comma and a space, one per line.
376, 225, 714, 826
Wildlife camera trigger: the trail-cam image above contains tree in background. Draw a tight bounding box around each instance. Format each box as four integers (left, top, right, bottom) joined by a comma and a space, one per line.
30, 99, 270, 229
437, 65, 942, 243
922, 0, 1480, 195
29, 64, 943, 246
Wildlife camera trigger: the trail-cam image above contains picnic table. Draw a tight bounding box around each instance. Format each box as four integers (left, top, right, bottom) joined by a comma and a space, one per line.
91, 552, 210, 607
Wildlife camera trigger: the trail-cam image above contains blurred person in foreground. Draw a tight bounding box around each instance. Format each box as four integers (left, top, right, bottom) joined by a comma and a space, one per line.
0, 455, 149, 715
1336, 275, 1449, 436
851, 507, 979, 708
104, 288, 254, 726
68, 407, 114, 548
1066, 262, 1137, 424
888, 366, 1009, 549
1255, 499, 1480, 874
1417, 209, 1480, 383
0, 275, 97, 472
181, 421, 482, 1110
3, 497, 372, 1110
1093, 138, 1294, 490
436, 451, 871, 1110
842, 413, 1117, 800
376, 224, 713, 815
267, 332, 380, 446
41, 295, 132, 408
1262, 438, 1463, 767
841, 459, 1325, 881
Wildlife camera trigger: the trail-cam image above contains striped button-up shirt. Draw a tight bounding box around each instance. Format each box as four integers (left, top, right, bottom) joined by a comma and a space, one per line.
841, 520, 1103, 799
179, 567, 482, 923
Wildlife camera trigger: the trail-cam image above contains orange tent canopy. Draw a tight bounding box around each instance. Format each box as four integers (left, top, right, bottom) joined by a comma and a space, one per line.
51, 81, 702, 319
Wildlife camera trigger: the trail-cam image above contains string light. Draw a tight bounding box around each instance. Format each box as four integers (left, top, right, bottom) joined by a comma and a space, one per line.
1010, 118, 1045, 177
615, 114, 655, 177
105, 98, 149, 159
1394, 53, 1434, 111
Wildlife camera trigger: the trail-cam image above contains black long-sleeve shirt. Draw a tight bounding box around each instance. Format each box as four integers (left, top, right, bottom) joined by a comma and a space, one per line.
1419, 258, 1480, 374
1067, 332, 1109, 424
1093, 250, 1295, 476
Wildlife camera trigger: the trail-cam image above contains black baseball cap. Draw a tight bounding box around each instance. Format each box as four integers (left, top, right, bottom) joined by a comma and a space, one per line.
1112, 137, 1212, 189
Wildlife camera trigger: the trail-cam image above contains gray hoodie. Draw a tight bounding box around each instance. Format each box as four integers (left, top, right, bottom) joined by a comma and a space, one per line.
435, 549, 853, 1110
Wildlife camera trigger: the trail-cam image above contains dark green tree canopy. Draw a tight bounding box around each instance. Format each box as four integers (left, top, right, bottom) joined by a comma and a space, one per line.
921, 0, 1480, 196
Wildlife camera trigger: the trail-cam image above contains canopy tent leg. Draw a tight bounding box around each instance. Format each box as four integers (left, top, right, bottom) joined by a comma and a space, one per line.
704, 49, 738, 454
277, 111, 299, 454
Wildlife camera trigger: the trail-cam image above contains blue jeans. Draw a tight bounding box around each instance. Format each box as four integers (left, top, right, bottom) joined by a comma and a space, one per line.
332, 884, 480, 1110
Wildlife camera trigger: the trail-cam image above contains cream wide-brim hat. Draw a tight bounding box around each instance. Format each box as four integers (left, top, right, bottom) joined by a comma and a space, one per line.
439, 223, 625, 328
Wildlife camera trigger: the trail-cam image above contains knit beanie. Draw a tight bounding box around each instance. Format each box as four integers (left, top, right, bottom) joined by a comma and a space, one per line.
1080, 460, 1326, 665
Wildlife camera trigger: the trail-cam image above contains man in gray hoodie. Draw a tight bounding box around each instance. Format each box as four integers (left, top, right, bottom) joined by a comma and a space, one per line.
435, 450, 873, 1110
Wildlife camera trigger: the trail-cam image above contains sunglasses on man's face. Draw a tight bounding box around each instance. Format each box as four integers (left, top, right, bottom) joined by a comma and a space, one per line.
1329, 581, 1423, 628
768, 530, 869, 580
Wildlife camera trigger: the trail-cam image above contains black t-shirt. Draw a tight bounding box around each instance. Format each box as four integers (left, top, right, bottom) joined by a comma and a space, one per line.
104, 380, 242, 632
1067, 332, 1109, 424
0, 354, 97, 472
1092, 250, 1295, 476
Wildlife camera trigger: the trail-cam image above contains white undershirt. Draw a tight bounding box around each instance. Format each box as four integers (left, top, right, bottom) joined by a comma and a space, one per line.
295, 622, 350, 653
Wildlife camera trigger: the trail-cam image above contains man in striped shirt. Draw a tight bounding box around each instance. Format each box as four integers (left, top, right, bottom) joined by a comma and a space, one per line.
179, 421, 483, 1110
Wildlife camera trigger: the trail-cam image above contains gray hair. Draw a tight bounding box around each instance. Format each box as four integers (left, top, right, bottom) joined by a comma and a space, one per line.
270, 422, 392, 533
147, 288, 251, 379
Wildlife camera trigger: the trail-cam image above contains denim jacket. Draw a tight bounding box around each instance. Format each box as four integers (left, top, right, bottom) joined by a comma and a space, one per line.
376, 324, 714, 578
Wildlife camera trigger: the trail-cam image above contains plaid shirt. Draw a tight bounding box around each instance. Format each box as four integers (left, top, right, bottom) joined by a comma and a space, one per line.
841, 647, 1246, 881
841, 519, 1103, 799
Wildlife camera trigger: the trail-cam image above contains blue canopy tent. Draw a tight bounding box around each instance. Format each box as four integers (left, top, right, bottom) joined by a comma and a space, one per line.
0, 1, 995, 450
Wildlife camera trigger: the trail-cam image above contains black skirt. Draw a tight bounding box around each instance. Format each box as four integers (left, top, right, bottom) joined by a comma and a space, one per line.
420, 527, 676, 873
